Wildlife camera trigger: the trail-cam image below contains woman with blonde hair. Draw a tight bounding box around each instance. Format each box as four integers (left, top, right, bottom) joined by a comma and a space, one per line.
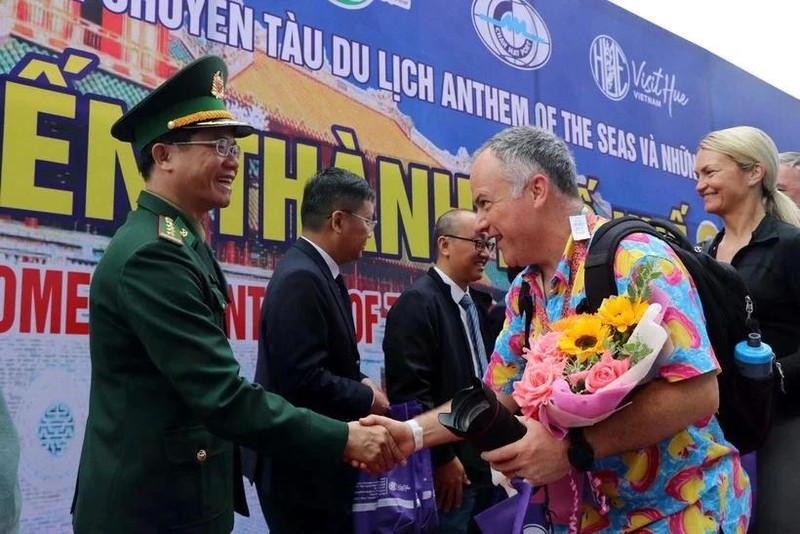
695, 125, 800, 532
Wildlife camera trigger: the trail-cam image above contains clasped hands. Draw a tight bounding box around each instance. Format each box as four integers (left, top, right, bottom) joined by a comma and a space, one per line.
342, 414, 415, 475
345, 414, 572, 487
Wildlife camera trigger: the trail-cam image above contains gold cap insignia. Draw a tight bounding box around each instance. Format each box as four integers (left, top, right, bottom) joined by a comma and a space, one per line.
211, 71, 225, 100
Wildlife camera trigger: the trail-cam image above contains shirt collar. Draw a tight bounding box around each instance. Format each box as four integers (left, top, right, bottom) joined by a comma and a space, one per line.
433, 266, 467, 305
300, 236, 340, 279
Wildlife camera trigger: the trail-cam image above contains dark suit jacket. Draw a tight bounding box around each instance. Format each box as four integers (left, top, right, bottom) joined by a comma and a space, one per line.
384, 267, 494, 488
244, 238, 373, 513
72, 192, 347, 534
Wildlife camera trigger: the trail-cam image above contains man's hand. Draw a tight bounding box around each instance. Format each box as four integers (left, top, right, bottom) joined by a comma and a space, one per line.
481, 417, 570, 486
344, 421, 405, 474
360, 414, 416, 457
435, 457, 470, 513
362, 378, 390, 415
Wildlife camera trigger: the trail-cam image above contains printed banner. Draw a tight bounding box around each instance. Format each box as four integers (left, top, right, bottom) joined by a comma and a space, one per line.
1, 1, 798, 531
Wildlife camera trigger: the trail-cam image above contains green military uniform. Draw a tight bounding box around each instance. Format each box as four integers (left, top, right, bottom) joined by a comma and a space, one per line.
72, 57, 348, 533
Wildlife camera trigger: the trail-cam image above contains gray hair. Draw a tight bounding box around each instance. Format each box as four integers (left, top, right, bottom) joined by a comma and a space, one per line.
779, 151, 800, 169
699, 126, 800, 227
473, 126, 579, 198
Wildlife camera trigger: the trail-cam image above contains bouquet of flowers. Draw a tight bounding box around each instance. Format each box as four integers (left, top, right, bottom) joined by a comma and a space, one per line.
512, 264, 670, 437
509, 264, 672, 532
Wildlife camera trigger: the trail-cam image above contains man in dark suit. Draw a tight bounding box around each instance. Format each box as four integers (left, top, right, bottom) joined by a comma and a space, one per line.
71, 56, 401, 534
246, 168, 390, 533
384, 209, 496, 534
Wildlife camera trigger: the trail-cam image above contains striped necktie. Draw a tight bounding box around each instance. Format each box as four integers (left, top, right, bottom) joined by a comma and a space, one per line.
459, 292, 487, 377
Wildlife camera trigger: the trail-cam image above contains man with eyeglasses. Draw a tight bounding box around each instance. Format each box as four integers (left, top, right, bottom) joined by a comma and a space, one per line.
384, 209, 496, 534
72, 57, 403, 534
244, 167, 390, 533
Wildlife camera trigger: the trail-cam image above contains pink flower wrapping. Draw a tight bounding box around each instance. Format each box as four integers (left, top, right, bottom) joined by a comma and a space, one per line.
511, 296, 670, 438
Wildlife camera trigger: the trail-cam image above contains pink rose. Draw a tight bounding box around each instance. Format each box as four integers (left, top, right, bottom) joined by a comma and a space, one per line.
584, 353, 631, 393
512, 356, 566, 418
523, 332, 564, 365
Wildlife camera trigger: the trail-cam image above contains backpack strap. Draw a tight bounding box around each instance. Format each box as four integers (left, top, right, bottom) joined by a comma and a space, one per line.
518, 279, 534, 349
584, 216, 660, 312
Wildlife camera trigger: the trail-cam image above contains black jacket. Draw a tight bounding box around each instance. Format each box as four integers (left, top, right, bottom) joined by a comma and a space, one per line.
243, 239, 372, 513
383, 267, 495, 487
708, 214, 800, 411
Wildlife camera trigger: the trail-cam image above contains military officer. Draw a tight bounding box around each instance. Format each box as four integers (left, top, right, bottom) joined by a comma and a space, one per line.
71, 56, 402, 534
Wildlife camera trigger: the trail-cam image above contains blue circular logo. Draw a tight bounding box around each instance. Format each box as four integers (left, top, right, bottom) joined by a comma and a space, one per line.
589, 35, 629, 101
472, 0, 552, 71
37, 402, 75, 457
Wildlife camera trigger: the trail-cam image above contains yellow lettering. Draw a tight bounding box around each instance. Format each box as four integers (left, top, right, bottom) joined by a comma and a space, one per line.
0, 82, 74, 214
262, 136, 319, 241
456, 174, 473, 210
377, 160, 430, 259
85, 100, 142, 219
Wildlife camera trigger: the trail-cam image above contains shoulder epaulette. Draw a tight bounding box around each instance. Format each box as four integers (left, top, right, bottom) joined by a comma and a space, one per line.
158, 215, 184, 245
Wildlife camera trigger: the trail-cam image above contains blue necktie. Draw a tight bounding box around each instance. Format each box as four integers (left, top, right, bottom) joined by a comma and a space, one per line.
459, 293, 487, 378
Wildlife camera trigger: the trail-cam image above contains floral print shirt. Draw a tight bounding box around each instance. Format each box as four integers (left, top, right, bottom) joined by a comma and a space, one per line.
486, 218, 751, 533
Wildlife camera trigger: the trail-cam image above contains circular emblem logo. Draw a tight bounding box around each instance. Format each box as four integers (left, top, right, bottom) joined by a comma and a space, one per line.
472, 0, 552, 70
38, 402, 75, 457
589, 35, 629, 101
329, 0, 375, 9
18, 368, 88, 491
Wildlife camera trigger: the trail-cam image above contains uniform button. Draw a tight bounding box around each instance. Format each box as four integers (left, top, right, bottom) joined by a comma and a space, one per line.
356, 360, 361, 366
196, 449, 208, 463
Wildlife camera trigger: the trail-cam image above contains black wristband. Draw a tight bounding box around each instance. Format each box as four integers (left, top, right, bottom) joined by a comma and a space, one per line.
567, 427, 595, 472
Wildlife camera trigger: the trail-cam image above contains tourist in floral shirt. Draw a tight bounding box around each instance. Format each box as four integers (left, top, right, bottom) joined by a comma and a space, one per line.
472, 126, 751, 533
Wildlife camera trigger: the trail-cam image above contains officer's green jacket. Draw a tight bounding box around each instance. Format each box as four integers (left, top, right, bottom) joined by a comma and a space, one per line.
72, 191, 347, 533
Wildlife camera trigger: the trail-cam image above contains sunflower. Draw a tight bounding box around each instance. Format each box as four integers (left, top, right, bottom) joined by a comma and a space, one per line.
597, 295, 649, 334
556, 314, 609, 363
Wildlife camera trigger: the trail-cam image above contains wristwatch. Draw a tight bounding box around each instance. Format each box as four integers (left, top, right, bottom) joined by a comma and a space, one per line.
567, 427, 595, 472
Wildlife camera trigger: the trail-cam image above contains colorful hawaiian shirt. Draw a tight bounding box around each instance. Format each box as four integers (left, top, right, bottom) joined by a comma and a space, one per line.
485, 217, 751, 533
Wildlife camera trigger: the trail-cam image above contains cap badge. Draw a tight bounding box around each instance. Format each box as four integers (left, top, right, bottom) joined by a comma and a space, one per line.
211, 71, 225, 100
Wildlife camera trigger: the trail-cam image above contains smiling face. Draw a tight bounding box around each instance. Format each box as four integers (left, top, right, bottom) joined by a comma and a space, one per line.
470, 150, 537, 267
156, 126, 240, 219
437, 211, 491, 287
694, 147, 759, 217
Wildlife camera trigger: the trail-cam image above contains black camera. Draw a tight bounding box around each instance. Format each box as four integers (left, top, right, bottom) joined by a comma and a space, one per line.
438, 376, 527, 452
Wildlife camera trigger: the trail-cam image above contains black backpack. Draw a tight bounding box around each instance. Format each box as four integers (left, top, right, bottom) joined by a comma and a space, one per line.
578, 216, 773, 454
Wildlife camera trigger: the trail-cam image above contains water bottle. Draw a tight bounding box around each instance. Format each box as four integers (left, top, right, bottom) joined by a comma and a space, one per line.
734, 333, 774, 380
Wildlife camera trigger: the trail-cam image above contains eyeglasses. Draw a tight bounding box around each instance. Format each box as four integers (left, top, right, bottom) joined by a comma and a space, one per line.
343, 211, 378, 230
169, 138, 240, 158
328, 210, 379, 230
443, 234, 496, 252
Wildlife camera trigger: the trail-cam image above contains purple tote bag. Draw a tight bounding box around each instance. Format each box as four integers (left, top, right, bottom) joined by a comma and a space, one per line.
352, 402, 438, 534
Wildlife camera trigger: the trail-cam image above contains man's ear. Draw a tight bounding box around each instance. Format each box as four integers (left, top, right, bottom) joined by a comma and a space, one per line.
437, 235, 450, 258
529, 174, 550, 207
151, 143, 171, 169
330, 210, 345, 235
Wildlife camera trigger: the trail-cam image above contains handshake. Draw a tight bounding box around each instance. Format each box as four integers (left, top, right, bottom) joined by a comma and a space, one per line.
343, 377, 527, 475
343, 415, 416, 474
